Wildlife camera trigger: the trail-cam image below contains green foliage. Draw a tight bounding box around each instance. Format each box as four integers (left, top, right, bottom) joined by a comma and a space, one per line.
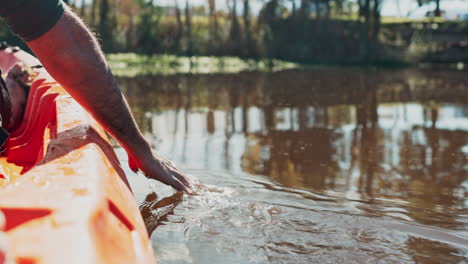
1, 0, 467, 65
107, 53, 300, 76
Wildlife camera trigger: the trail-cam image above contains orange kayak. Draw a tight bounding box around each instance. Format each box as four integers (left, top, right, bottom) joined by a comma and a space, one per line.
0, 47, 155, 264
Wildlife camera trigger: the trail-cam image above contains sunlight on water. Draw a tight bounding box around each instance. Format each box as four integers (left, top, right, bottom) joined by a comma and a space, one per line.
117, 68, 468, 264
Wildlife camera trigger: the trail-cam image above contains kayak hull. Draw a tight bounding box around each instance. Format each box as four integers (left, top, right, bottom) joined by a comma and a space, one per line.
0, 48, 155, 264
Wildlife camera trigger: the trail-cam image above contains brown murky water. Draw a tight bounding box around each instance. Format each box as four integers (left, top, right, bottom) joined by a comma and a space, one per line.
116, 68, 468, 264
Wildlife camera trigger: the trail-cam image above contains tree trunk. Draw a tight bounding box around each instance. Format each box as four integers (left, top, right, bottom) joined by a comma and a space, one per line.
370, 0, 381, 62
208, 0, 220, 55
91, 0, 99, 26
435, 0, 441, 16
299, 0, 309, 18
243, 0, 253, 57
291, 0, 296, 17
99, 0, 112, 52
185, 0, 193, 56
126, 17, 134, 50
175, 0, 183, 53
80, 0, 86, 18
315, 0, 320, 19
359, 0, 371, 62
228, 0, 242, 56
325, 0, 330, 18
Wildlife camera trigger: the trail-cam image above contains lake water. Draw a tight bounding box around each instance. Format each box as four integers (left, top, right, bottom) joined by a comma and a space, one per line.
116, 67, 468, 264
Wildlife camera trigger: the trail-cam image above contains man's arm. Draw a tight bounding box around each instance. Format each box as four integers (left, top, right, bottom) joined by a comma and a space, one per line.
26, 7, 192, 193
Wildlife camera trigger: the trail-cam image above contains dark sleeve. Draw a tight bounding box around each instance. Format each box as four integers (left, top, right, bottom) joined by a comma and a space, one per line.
0, 0, 65, 42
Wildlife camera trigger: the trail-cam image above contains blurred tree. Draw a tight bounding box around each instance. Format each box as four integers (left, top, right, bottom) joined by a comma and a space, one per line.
137, 0, 160, 54
258, 0, 279, 60
78, 0, 85, 17
417, 0, 441, 17
99, 0, 113, 52
228, 0, 242, 56
242, 0, 256, 58
314, 0, 321, 19
113, 0, 140, 51
0, 0, 402, 63
358, 0, 382, 62
184, 0, 194, 56
91, 0, 99, 27
174, 0, 184, 53
208, 0, 222, 55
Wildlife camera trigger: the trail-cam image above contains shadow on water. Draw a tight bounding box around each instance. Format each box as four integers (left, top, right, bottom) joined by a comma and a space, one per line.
117, 68, 468, 264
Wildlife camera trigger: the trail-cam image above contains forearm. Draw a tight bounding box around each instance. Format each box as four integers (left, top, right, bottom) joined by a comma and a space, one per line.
27, 7, 149, 156
20, 5, 192, 193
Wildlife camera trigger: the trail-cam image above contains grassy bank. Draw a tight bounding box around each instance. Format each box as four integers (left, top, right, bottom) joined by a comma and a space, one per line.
107, 53, 300, 77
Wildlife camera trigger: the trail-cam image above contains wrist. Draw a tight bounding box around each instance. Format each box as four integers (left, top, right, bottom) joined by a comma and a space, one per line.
123, 134, 152, 159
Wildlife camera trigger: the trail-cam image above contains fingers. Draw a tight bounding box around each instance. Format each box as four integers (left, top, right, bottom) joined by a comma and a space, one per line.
166, 162, 194, 194
173, 170, 193, 190
153, 163, 193, 194
161, 173, 193, 195
153, 154, 193, 193
132, 150, 195, 195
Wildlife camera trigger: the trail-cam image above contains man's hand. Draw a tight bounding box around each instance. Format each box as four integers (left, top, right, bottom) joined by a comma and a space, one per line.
129, 148, 193, 194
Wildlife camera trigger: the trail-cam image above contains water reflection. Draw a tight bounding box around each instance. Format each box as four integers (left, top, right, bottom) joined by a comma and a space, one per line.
117, 68, 468, 263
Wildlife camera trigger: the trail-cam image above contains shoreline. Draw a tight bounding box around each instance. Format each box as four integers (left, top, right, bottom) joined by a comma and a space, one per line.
107, 53, 466, 77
